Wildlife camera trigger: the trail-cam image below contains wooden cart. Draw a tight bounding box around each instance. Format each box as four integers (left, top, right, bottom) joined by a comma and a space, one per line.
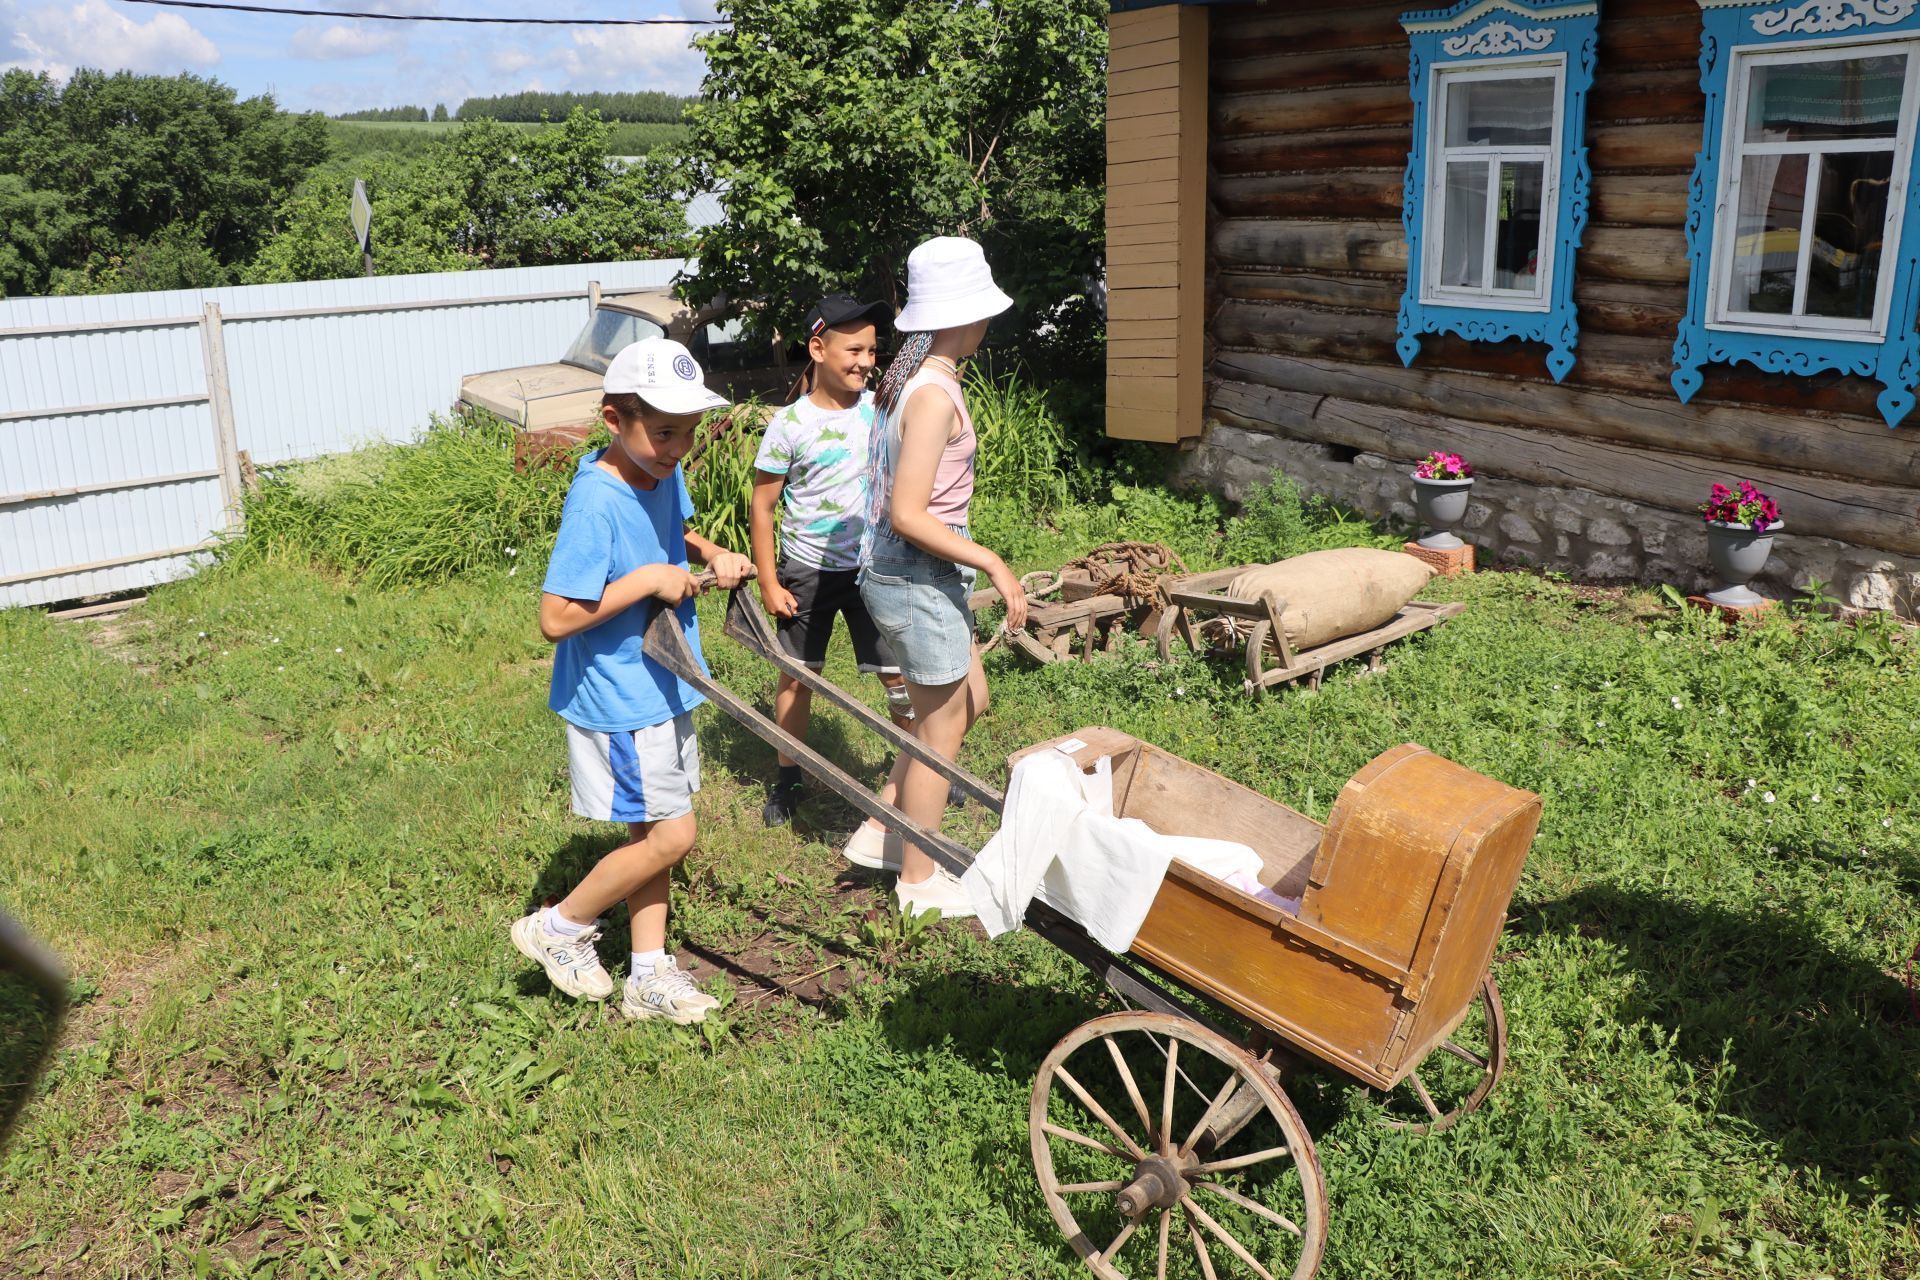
644, 587, 1540, 1280
1155, 566, 1465, 695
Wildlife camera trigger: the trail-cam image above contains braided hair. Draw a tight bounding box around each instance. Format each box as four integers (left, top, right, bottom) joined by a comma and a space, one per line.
860, 329, 934, 563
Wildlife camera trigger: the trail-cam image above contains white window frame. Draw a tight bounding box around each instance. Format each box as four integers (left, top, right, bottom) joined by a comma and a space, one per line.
1707, 35, 1920, 344
1421, 56, 1566, 313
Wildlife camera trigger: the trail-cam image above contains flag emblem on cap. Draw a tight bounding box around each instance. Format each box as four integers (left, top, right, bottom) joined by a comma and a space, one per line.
673, 354, 697, 381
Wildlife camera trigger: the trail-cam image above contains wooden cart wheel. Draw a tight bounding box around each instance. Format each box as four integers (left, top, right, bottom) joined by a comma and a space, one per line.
1243, 621, 1272, 697
1376, 974, 1508, 1134
1155, 608, 1181, 662
1030, 1011, 1328, 1280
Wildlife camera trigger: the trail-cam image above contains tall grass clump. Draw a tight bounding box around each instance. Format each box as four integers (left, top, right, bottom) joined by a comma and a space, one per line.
683, 406, 766, 553
966, 361, 1076, 515
226, 413, 571, 587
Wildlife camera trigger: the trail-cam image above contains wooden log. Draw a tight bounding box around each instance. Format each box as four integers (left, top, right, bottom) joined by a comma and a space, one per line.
1209, 219, 1686, 284
1587, 121, 1700, 172
1211, 126, 1412, 174
1210, 272, 1686, 340
1210, 45, 1408, 95
1211, 3, 1408, 58
1206, 383, 1920, 554
1213, 169, 1403, 220
1590, 173, 1690, 227
1211, 83, 1411, 136
1208, 349, 1920, 487
1588, 67, 1701, 124
1596, 12, 1709, 68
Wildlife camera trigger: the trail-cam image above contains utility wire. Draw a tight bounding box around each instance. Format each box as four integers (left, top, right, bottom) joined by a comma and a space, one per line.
113, 0, 722, 24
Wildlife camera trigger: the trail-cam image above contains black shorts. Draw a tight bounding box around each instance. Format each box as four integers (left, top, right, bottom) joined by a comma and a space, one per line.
775, 560, 900, 674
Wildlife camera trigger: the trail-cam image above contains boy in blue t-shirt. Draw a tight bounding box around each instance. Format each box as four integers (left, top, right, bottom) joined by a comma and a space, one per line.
510, 336, 751, 1025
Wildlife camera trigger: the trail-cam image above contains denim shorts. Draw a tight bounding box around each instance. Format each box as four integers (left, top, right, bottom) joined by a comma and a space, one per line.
858, 527, 978, 686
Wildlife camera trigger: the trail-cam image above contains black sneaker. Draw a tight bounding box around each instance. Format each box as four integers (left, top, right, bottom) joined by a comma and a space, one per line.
762, 779, 803, 827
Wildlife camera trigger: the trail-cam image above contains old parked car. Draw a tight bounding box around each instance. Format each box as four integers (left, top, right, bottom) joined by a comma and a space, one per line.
457, 288, 800, 464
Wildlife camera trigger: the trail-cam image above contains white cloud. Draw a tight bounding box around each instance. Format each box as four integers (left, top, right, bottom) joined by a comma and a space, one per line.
2, 0, 217, 78
562, 23, 704, 94
678, 0, 721, 19
289, 22, 399, 61
487, 47, 534, 75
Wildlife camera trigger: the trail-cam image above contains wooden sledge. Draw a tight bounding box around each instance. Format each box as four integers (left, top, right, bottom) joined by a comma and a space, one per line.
1154, 565, 1465, 696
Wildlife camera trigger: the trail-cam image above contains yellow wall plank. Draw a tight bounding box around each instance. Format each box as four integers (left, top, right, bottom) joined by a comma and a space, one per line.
1108, 337, 1172, 360
1110, 6, 1180, 45
1108, 238, 1180, 267
1107, 204, 1178, 232
1109, 131, 1182, 166
1109, 317, 1181, 340
1111, 60, 1181, 97
1110, 36, 1181, 74
1112, 178, 1179, 206
1110, 156, 1179, 187
1108, 288, 1180, 322
1109, 357, 1180, 380
1110, 262, 1181, 290
1108, 405, 1181, 443
1108, 111, 1182, 143
1108, 376, 1181, 413
1110, 86, 1180, 120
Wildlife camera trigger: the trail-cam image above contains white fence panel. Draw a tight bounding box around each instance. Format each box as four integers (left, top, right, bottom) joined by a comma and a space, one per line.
0, 258, 692, 607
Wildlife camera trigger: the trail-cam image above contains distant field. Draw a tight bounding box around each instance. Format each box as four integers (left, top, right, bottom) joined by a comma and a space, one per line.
326, 119, 689, 161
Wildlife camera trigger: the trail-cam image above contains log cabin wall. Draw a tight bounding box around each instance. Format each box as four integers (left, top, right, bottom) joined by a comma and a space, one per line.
1169, 0, 1920, 612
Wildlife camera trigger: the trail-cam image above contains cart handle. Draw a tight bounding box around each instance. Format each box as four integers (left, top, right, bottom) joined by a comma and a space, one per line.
718, 587, 1006, 811
641, 591, 981, 881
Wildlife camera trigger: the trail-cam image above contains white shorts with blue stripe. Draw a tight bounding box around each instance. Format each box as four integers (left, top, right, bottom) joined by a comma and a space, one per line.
565, 713, 700, 824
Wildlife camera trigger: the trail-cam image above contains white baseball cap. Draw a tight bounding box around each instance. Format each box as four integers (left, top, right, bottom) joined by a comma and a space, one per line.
603, 337, 729, 415
892, 236, 1014, 334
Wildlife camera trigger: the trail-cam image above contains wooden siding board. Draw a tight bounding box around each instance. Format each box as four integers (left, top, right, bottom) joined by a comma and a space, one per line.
1112, 35, 1182, 74
1109, 131, 1184, 165
1110, 262, 1182, 290
1111, 86, 1182, 121
1109, 111, 1184, 142
1111, 5, 1181, 46
1112, 60, 1183, 97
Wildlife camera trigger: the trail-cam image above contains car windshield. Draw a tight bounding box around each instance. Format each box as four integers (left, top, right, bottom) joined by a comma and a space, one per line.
561, 308, 667, 373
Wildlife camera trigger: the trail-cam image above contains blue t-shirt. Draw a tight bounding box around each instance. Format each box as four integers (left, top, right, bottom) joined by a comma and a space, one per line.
543, 450, 708, 732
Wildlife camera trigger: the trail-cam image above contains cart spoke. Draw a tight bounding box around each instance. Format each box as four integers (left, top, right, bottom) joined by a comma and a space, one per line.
1439, 1040, 1490, 1071
1057, 1179, 1126, 1194
1190, 1222, 1220, 1280
1055, 1065, 1147, 1159
1183, 1195, 1278, 1280
1409, 1070, 1443, 1121
1157, 1208, 1170, 1280
1161, 1039, 1178, 1156
1041, 1120, 1127, 1159
1179, 1072, 1244, 1158
1106, 1035, 1156, 1143
1195, 1181, 1302, 1237
1098, 1215, 1142, 1264
1192, 1144, 1291, 1175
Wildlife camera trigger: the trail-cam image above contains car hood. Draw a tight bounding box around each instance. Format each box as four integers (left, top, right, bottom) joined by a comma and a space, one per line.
460, 363, 602, 418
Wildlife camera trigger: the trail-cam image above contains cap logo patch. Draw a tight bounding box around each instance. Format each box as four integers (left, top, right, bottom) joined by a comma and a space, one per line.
673, 354, 698, 381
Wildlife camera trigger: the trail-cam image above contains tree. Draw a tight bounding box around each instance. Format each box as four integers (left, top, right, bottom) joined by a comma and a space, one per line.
675, 0, 1105, 341
246, 109, 691, 283
0, 68, 328, 296
432, 104, 449, 122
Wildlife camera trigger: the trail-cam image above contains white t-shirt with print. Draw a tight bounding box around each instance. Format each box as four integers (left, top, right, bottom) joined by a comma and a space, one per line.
752, 390, 874, 571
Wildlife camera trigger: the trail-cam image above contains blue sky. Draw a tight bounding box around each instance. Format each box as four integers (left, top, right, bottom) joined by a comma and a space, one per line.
0, 0, 719, 113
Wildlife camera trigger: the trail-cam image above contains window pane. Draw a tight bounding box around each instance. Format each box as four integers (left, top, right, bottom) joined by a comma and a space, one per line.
1492, 161, 1546, 292
1805, 150, 1895, 320
1744, 54, 1907, 142
1445, 76, 1556, 147
1726, 153, 1808, 315
1440, 161, 1490, 288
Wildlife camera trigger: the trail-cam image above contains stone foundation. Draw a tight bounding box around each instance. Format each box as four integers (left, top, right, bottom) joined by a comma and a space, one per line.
1175, 423, 1920, 617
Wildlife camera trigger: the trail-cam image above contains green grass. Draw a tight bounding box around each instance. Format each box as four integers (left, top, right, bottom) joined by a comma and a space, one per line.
325, 120, 689, 162
3, 446, 1919, 1277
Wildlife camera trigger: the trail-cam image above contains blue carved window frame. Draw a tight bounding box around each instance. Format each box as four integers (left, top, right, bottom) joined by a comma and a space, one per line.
1674, 0, 1920, 426
1397, 0, 1600, 383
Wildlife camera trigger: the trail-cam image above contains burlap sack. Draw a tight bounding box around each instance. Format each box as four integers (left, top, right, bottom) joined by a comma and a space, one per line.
1228, 549, 1433, 651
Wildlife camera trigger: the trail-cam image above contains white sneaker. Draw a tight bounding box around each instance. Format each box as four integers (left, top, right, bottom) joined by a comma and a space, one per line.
511, 911, 614, 1001
621, 956, 723, 1024
843, 823, 903, 871
894, 867, 976, 921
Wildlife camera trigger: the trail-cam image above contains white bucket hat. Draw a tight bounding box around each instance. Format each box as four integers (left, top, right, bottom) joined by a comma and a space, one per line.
604, 337, 728, 415
891, 236, 1014, 334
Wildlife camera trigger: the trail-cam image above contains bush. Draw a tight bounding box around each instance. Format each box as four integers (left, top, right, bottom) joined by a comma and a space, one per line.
224, 413, 570, 587
966, 361, 1075, 516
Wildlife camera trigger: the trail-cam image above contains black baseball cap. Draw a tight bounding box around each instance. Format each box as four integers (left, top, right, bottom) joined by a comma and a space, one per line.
803, 294, 891, 339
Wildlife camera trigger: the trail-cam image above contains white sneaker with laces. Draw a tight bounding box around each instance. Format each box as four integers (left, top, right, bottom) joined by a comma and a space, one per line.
510, 911, 614, 1001
894, 867, 976, 920
843, 822, 903, 871
622, 956, 723, 1024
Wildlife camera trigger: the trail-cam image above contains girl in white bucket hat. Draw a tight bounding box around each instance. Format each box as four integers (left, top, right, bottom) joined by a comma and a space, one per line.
851, 236, 1029, 919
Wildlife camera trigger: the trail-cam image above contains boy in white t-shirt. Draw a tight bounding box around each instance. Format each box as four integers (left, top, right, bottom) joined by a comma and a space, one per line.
749, 295, 912, 865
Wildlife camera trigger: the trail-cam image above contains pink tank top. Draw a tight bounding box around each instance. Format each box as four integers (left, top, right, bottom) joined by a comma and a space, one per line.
901, 366, 976, 527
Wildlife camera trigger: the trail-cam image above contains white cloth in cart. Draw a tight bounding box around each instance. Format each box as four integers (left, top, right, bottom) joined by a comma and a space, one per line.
961, 749, 1270, 952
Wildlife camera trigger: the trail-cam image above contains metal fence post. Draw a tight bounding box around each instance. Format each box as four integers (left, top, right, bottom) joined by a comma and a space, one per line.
198, 303, 243, 528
